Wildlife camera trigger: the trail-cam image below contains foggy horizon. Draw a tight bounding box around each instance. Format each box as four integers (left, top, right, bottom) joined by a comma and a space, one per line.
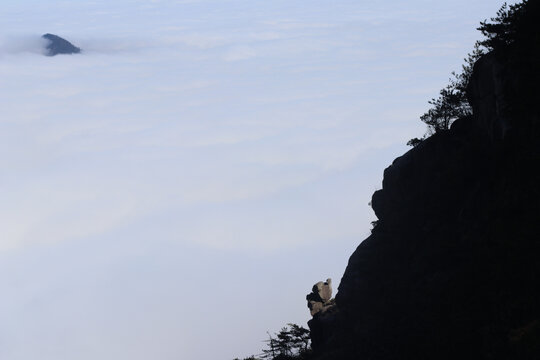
0, 1, 519, 359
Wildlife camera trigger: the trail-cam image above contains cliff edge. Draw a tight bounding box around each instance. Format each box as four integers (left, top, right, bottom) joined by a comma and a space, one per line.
308, 3, 540, 359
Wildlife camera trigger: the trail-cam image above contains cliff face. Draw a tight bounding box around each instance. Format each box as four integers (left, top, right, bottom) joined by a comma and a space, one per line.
309, 37, 540, 360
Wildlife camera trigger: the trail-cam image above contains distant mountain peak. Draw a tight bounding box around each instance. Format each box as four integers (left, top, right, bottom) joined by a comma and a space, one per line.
42, 33, 81, 56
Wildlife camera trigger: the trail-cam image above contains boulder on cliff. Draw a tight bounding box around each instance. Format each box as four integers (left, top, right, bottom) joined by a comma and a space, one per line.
306, 279, 334, 316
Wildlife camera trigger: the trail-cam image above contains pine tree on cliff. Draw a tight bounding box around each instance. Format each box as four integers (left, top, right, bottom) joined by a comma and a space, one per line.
478, 1, 528, 51
409, 0, 533, 146
234, 324, 311, 360
407, 45, 483, 146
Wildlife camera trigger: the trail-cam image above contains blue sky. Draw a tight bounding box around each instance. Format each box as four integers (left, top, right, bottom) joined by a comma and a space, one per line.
0, 1, 516, 359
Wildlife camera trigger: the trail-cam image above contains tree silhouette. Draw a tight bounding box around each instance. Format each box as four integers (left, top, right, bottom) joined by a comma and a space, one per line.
408, 43, 484, 145
235, 324, 311, 360
477, 2, 527, 51
409, 1, 532, 145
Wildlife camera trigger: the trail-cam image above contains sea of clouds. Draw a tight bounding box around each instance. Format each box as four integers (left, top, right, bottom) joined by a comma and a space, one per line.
0, 1, 513, 359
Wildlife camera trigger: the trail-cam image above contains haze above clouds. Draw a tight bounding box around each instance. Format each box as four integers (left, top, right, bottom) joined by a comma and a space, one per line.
0, 1, 516, 359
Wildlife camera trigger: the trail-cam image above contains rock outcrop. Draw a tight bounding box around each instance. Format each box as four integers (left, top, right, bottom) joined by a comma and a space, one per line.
306, 279, 337, 353
306, 279, 333, 316
308, 3, 540, 359
42, 33, 81, 56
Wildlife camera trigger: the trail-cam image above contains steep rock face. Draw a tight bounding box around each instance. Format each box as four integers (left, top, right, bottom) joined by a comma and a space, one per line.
309, 45, 540, 360
42, 33, 81, 56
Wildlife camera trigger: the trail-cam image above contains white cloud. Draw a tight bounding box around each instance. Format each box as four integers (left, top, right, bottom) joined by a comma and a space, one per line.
223, 45, 256, 61
0, 2, 518, 360
163, 33, 228, 49
0, 35, 48, 56
74, 37, 154, 54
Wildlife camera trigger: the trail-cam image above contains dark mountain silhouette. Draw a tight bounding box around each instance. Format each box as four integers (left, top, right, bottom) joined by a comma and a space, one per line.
306, 2, 540, 359
42, 33, 81, 56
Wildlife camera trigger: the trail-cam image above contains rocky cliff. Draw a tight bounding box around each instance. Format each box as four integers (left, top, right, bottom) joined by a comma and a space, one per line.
308, 4, 540, 359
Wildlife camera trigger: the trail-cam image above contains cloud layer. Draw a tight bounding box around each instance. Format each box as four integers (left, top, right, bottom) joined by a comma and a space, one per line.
0, 35, 49, 56
0, 1, 520, 359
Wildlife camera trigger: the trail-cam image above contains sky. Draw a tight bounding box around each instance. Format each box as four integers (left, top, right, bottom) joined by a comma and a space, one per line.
0, 1, 517, 359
